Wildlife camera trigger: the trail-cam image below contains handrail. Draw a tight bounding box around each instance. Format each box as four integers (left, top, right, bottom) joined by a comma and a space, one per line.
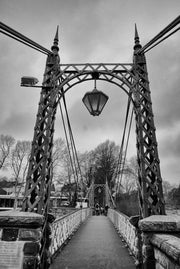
108, 208, 142, 266
50, 208, 91, 257
52, 208, 78, 222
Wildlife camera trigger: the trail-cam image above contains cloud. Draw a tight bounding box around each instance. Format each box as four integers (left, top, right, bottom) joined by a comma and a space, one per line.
0, 110, 36, 141
158, 125, 180, 158
0, 0, 180, 185
147, 41, 180, 129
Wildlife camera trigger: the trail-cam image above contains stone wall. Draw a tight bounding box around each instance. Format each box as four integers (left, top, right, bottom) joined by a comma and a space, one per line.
0, 210, 44, 269
139, 215, 180, 269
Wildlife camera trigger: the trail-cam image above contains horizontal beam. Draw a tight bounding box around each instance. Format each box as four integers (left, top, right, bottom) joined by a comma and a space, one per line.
62, 70, 128, 74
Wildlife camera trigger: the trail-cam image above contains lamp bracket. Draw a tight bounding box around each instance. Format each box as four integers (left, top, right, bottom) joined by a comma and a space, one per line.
91, 71, 99, 80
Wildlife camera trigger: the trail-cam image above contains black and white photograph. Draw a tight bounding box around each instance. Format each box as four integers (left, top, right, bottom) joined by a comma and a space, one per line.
0, 1, 180, 268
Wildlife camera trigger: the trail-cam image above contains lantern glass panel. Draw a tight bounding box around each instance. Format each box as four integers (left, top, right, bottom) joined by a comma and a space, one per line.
89, 92, 100, 112
99, 94, 108, 111
82, 94, 92, 114
82, 89, 109, 116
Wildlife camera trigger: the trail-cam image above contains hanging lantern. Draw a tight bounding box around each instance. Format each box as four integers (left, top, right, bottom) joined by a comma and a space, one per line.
82, 79, 109, 116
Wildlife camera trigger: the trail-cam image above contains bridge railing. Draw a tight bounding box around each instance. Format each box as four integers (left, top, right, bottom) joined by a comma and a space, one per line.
139, 215, 180, 269
108, 208, 141, 266
50, 208, 91, 257
109, 209, 180, 269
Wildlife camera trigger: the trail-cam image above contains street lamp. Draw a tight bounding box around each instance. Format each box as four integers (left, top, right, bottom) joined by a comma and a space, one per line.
21, 76, 50, 88
82, 79, 109, 116
21, 76, 39, 87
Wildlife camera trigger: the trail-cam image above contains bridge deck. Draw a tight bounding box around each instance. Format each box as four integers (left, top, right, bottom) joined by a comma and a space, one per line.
50, 215, 136, 269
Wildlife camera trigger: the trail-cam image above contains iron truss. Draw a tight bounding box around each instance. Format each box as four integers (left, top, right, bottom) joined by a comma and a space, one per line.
55, 63, 138, 100
133, 28, 165, 217
23, 27, 165, 218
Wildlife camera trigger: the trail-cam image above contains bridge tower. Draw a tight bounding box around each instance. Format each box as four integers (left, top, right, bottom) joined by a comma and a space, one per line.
22, 26, 165, 219
22, 28, 60, 215
133, 26, 165, 217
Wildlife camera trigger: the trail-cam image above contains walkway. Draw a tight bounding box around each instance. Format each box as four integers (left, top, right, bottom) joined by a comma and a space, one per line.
50, 215, 136, 269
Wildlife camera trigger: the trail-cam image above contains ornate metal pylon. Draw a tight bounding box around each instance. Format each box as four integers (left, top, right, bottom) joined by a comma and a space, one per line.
22, 27, 60, 215
133, 25, 165, 217
22, 25, 165, 219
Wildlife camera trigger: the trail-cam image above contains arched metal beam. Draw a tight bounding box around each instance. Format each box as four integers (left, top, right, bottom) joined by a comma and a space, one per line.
54, 63, 140, 109
56, 63, 137, 95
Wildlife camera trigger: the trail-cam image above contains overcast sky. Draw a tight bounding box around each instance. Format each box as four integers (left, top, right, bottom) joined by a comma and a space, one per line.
0, 0, 180, 185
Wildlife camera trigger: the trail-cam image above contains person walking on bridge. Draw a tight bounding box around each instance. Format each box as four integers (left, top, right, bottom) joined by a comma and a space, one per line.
95, 203, 100, 215
105, 204, 109, 216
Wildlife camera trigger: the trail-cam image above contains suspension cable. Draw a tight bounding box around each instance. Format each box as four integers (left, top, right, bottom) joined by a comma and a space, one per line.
60, 93, 79, 184
139, 15, 180, 54
117, 107, 133, 192
143, 27, 180, 54
0, 30, 48, 55
115, 97, 131, 186
0, 22, 51, 55
58, 100, 77, 183
114, 95, 133, 199
59, 89, 84, 193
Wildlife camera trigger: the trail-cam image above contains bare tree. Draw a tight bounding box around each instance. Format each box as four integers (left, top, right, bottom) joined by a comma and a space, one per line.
53, 141, 72, 189
122, 156, 138, 194
11, 140, 31, 208
0, 134, 15, 170
52, 138, 66, 182
54, 142, 82, 205
91, 140, 120, 187
162, 180, 174, 201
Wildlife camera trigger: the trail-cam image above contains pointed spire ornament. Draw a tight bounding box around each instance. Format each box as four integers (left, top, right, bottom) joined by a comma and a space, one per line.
134, 24, 142, 51
51, 25, 59, 52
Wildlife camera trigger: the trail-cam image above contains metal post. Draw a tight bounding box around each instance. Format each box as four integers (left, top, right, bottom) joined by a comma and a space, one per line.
22, 27, 60, 215
133, 25, 165, 217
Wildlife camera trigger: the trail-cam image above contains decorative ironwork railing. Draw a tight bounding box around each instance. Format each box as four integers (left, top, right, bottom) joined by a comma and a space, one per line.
108, 208, 142, 266
50, 208, 91, 257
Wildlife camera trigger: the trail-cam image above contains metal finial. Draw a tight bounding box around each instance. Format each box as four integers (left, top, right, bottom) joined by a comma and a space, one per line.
51, 25, 59, 52
54, 26, 59, 43
135, 24, 139, 41
134, 24, 142, 50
